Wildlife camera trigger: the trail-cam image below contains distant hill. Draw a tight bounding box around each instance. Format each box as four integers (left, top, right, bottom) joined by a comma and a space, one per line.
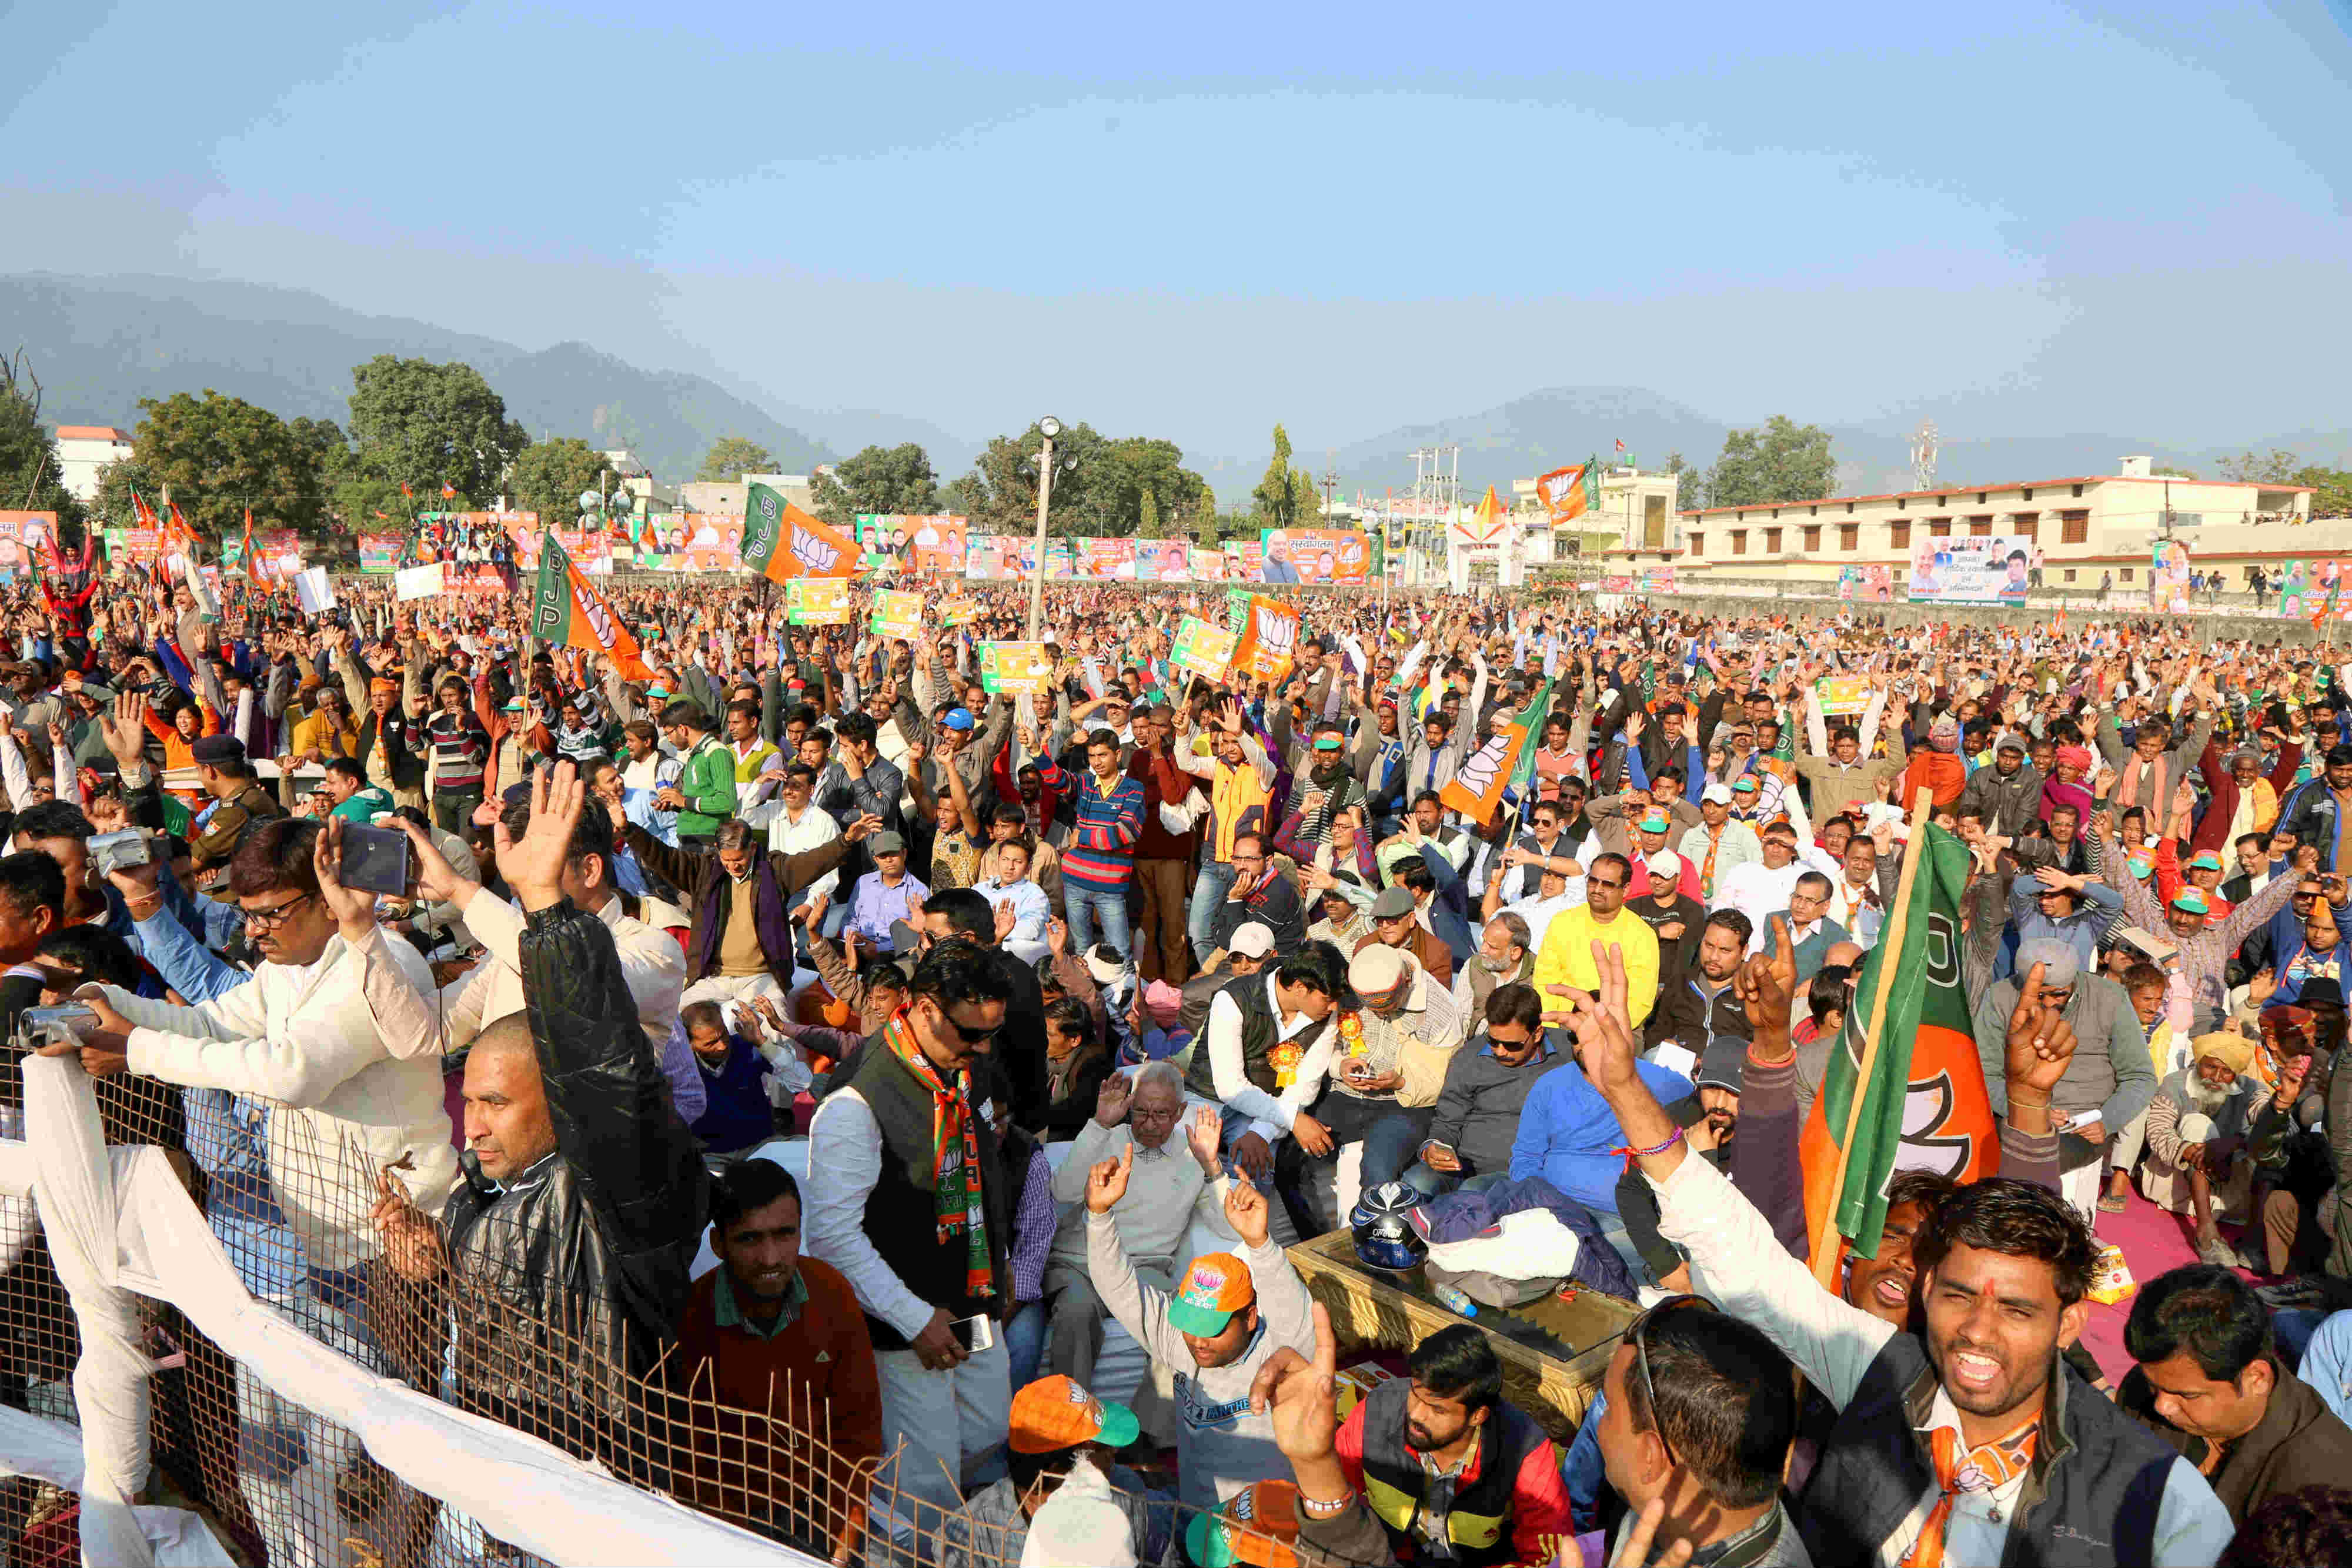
0, 273, 835, 482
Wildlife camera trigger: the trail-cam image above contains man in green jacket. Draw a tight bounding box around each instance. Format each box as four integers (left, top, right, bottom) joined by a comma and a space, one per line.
656, 700, 737, 847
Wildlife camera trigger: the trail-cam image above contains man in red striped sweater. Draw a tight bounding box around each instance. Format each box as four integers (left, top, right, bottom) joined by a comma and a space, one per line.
1040, 728, 1148, 967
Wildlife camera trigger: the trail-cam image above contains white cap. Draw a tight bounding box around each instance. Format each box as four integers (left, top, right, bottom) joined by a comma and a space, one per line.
1647, 850, 1682, 882
1348, 941, 1409, 997
1020, 1457, 1137, 1568
1228, 921, 1276, 959
1700, 783, 1733, 805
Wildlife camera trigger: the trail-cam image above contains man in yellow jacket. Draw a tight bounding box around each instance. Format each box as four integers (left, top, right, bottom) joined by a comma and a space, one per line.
1531, 850, 1661, 1028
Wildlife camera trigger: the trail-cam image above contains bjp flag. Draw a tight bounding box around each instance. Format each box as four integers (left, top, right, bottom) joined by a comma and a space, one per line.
1439, 679, 1553, 826
530, 530, 653, 680
1534, 460, 1601, 526
743, 481, 858, 584
1230, 595, 1299, 682
1799, 818, 1997, 1281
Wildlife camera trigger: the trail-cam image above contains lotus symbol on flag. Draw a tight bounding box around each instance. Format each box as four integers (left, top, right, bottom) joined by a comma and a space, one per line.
579, 585, 617, 650
1256, 606, 1294, 657
792, 525, 841, 573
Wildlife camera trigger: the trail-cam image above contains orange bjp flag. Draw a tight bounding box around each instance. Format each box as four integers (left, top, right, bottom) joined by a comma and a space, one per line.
743, 481, 858, 584
529, 530, 653, 680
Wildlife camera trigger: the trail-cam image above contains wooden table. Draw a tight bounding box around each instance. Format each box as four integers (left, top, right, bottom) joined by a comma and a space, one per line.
1285, 1230, 1639, 1443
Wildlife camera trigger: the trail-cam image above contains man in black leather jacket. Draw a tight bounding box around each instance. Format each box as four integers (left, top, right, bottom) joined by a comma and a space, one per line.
373, 763, 707, 1478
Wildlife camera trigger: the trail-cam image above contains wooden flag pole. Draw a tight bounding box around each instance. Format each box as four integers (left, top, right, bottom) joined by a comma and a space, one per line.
1808, 785, 1936, 1289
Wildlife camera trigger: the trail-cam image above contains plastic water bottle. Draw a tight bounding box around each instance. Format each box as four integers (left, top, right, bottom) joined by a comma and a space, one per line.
1431, 1282, 1479, 1318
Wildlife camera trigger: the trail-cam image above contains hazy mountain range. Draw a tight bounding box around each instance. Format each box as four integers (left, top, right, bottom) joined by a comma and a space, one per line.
11, 272, 2347, 507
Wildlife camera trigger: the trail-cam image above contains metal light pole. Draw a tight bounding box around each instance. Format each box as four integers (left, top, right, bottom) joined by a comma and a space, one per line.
1025, 417, 1061, 639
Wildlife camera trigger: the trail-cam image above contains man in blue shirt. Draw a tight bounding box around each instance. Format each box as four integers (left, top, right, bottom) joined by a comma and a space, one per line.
1509, 1032, 1692, 1276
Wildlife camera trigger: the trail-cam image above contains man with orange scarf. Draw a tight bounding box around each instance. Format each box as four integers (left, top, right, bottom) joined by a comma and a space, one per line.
804, 939, 1017, 1537
1898, 713, 1967, 809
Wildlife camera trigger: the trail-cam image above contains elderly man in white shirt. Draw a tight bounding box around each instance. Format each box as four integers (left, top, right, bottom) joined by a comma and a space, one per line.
395, 795, 702, 1119
972, 837, 1053, 964
1044, 1063, 1232, 1385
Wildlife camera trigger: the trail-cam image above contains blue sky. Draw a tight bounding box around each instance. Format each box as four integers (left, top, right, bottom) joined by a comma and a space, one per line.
5, 1, 2349, 462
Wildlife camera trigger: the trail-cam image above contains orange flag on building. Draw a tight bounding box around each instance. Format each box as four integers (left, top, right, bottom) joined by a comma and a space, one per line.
529, 530, 653, 680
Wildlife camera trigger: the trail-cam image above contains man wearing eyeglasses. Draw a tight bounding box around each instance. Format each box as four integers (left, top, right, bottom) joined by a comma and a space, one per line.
806, 940, 1020, 1536
1530, 851, 1661, 1030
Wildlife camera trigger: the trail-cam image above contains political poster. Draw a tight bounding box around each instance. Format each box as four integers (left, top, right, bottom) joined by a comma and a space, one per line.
1639, 563, 1676, 594
1838, 565, 1894, 602
1044, 540, 1077, 579
786, 577, 853, 624
1227, 587, 1254, 633
0, 513, 56, 583
978, 641, 1057, 696
1904, 534, 2032, 606
1169, 616, 1239, 683
638, 513, 744, 572
1133, 539, 1191, 581
2277, 559, 2314, 618
1813, 675, 1873, 717
907, 516, 967, 573
1087, 537, 1137, 579
2151, 539, 2193, 615
870, 588, 925, 640
1231, 595, 1300, 682
1261, 528, 1370, 586
965, 537, 1010, 580
1190, 546, 1227, 581
940, 599, 980, 628
1224, 541, 1265, 581
359, 533, 405, 573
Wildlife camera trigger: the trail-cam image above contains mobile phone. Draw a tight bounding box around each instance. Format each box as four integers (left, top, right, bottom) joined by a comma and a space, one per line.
948, 1313, 995, 1353
338, 823, 412, 897
88, 828, 151, 879
23, 1004, 99, 1042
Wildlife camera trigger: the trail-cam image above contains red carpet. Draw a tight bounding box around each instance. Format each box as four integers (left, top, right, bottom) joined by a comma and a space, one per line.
2076, 1183, 2258, 1383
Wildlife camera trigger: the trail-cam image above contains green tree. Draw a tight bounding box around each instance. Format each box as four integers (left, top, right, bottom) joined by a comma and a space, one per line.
951, 423, 1109, 539
89, 457, 159, 533
696, 436, 777, 484
1663, 450, 1705, 513
808, 443, 941, 529
1138, 486, 1162, 539
346, 356, 528, 500
2295, 465, 2352, 518
2150, 464, 2200, 480
1703, 416, 1836, 509
129, 389, 326, 540
0, 353, 86, 533
1086, 437, 1210, 537
1252, 424, 1306, 527
509, 437, 607, 530
2216, 449, 2301, 484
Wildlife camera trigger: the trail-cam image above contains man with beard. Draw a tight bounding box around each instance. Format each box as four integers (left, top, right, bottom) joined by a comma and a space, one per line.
1457, 912, 1534, 1022
1616, 1034, 1748, 1290
1645, 908, 1752, 1055
1574, 959, 2235, 1568
1677, 782, 1760, 904
2133, 1033, 2265, 1266
1332, 1326, 1573, 1568
1958, 730, 2046, 840
1633, 850, 1705, 986
1083, 1141, 1314, 1516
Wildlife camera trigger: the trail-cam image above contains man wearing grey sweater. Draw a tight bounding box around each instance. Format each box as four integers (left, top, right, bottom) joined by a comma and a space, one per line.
1083, 1141, 1317, 1514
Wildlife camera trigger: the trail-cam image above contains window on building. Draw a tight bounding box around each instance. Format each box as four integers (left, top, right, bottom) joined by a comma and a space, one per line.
1968, 515, 1993, 536
1896, 497, 1908, 509
1839, 524, 1858, 551
2060, 510, 2089, 543
2022, 487, 2035, 501
1688, 533, 1703, 557
2014, 511, 2039, 538
2120, 567, 2134, 583
1730, 531, 1746, 556
1803, 525, 1821, 551
2063, 569, 2076, 583
1976, 493, 1987, 504
1846, 502, 1857, 513
1765, 527, 1783, 553
1928, 517, 1952, 538
2071, 483, 2085, 497
1889, 520, 1911, 549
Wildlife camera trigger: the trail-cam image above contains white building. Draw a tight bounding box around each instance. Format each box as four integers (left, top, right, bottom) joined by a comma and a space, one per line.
52, 426, 134, 502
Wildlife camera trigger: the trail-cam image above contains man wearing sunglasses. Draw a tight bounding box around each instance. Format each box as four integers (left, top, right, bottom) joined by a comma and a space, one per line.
805, 940, 1019, 1534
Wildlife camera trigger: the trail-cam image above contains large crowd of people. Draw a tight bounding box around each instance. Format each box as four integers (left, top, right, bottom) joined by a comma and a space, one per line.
8, 554, 2352, 1567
